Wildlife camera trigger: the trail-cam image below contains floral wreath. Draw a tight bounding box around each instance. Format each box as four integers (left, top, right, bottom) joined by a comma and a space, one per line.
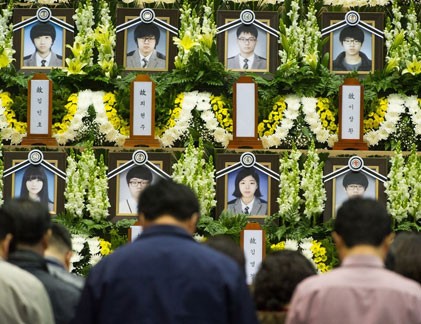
53, 90, 128, 146
364, 94, 421, 147
271, 237, 331, 273
158, 91, 233, 148
0, 92, 27, 145
259, 95, 338, 149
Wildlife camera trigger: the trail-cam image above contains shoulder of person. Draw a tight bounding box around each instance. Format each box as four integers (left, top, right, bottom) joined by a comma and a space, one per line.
56, 54, 63, 60
227, 198, 237, 205
256, 55, 266, 60
127, 50, 136, 57
258, 198, 267, 204
23, 54, 32, 60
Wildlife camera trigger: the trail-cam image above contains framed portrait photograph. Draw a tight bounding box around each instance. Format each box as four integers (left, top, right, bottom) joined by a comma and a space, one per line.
322, 12, 384, 75
13, 8, 74, 72
115, 8, 179, 72
216, 153, 279, 222
217, 11, 278, 74
3, 151, 66, 216
108, 151, 173, 221
323, 157, 388, 220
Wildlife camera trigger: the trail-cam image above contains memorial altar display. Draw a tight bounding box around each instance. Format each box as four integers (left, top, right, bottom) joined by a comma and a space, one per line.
0, 0, 420, 276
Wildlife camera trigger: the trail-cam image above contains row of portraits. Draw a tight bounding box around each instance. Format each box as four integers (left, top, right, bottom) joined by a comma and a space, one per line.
14, 8, 384, 74
3, 151, 387, 222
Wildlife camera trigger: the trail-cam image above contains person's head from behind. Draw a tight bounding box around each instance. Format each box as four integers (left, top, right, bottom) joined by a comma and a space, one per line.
333, 198, 393, 260
339, 26, 364, 55
1, 198, 51, 253
385, 231, 421, 284
205, 235, 246, 276
0, 204, 15, 259
138, 180, 200, 234
342, 171, 368, 198
236, 24, 258, 57
253, 250, 317, 311
30, 22, 56, 56
20, 165, 50, 205
232, 167, 262, 202
126, 166, 153, 200
134, 23, 160, 57
45, 223, 73, 271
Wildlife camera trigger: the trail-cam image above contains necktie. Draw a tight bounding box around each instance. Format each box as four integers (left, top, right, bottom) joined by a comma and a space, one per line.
142, 58, 148, 68
244, 206, 249, 215
243, 58, 249, 69
41, 60, 46, 67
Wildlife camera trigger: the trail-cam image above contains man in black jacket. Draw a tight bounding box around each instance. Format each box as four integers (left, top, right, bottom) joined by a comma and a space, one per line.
5, 198, 81, 324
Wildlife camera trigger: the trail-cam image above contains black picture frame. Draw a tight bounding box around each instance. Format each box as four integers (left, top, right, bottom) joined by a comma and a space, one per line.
116, 8, 179, 72
323, 157, 388, 220
216, 152, 279, 222
322, 12, 384, 75
13, 8, 74, 72
217, 10, 278, 74
3, 151, 66, 216
107, 151, 173, 221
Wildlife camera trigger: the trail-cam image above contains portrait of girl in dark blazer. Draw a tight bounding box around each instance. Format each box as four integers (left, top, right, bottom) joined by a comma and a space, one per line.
19, 165, 54, 212
227, 167, 267, 215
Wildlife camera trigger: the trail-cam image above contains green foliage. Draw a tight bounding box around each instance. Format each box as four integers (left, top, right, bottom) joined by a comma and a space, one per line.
197, 211, 248, 242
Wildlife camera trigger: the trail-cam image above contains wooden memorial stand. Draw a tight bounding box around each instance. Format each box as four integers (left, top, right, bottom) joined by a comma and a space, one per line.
228, 76, 262, 149
333, 78, 368, 150
124, 74, 160, 147
22, 73, 57, 146
128, 220, 143, 242
240, 222, 265, 285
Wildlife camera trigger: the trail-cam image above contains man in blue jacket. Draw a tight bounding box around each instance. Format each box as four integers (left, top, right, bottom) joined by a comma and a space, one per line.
72, 180, 259, 324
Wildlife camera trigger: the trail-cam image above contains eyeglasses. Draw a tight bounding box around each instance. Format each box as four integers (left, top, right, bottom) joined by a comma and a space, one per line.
238, 37, 257, 43
343, 38, 361, 45
138, 37, 156, 42
129, 180, 150, 187
347, 184, 365, 190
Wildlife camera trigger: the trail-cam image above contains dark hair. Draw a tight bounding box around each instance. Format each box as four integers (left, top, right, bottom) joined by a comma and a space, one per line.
385, 232, 421, 284
49, 222, 72, 254
1, 198, 51, 247
205, 235, 246, 276
342, 171, 369, 189
126, 165, 153, 185
339, 26, 364, 44
30, 22, 56, 42
133, 23, 160, 45
335, 198, 392, 248
253, 250, 317, 311
0, 205, 14, 242
138, 179, 200, 220
236, 24, 258, 38
232, 167, 262, 198
20, 165, 51, 207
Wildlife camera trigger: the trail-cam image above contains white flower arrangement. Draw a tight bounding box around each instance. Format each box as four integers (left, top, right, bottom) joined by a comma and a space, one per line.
172, 138, 216, 217
384, 145, 410, 223
65, 0, 95, 75
0, 95, 26, 145
323, 0, 390, 7
95, 0, 116, 76
261, 95, 338, 149
277, 147, 302, 223
300, 142, 326, 222
363, 94, 421, 147
159, 91, 232, 148
405, 147, 421, 221
0, 3, 15, 69
70, 234, 102, 272
64, 147, 110, 221
53, 90, 127, 146
0, 139, 3, 206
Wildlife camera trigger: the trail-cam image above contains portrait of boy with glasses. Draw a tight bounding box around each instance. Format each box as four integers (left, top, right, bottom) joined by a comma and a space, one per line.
227, 24, 267, 71
126, 23, 166, 69
333, 25, 372, 72
118, 165, 153, 215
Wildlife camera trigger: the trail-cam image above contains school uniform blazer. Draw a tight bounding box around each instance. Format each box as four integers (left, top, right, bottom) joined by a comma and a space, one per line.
226, 197, 268, 215
23, 51, 63, 67
126, 49, 166, 69
227, 54, 267, 70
